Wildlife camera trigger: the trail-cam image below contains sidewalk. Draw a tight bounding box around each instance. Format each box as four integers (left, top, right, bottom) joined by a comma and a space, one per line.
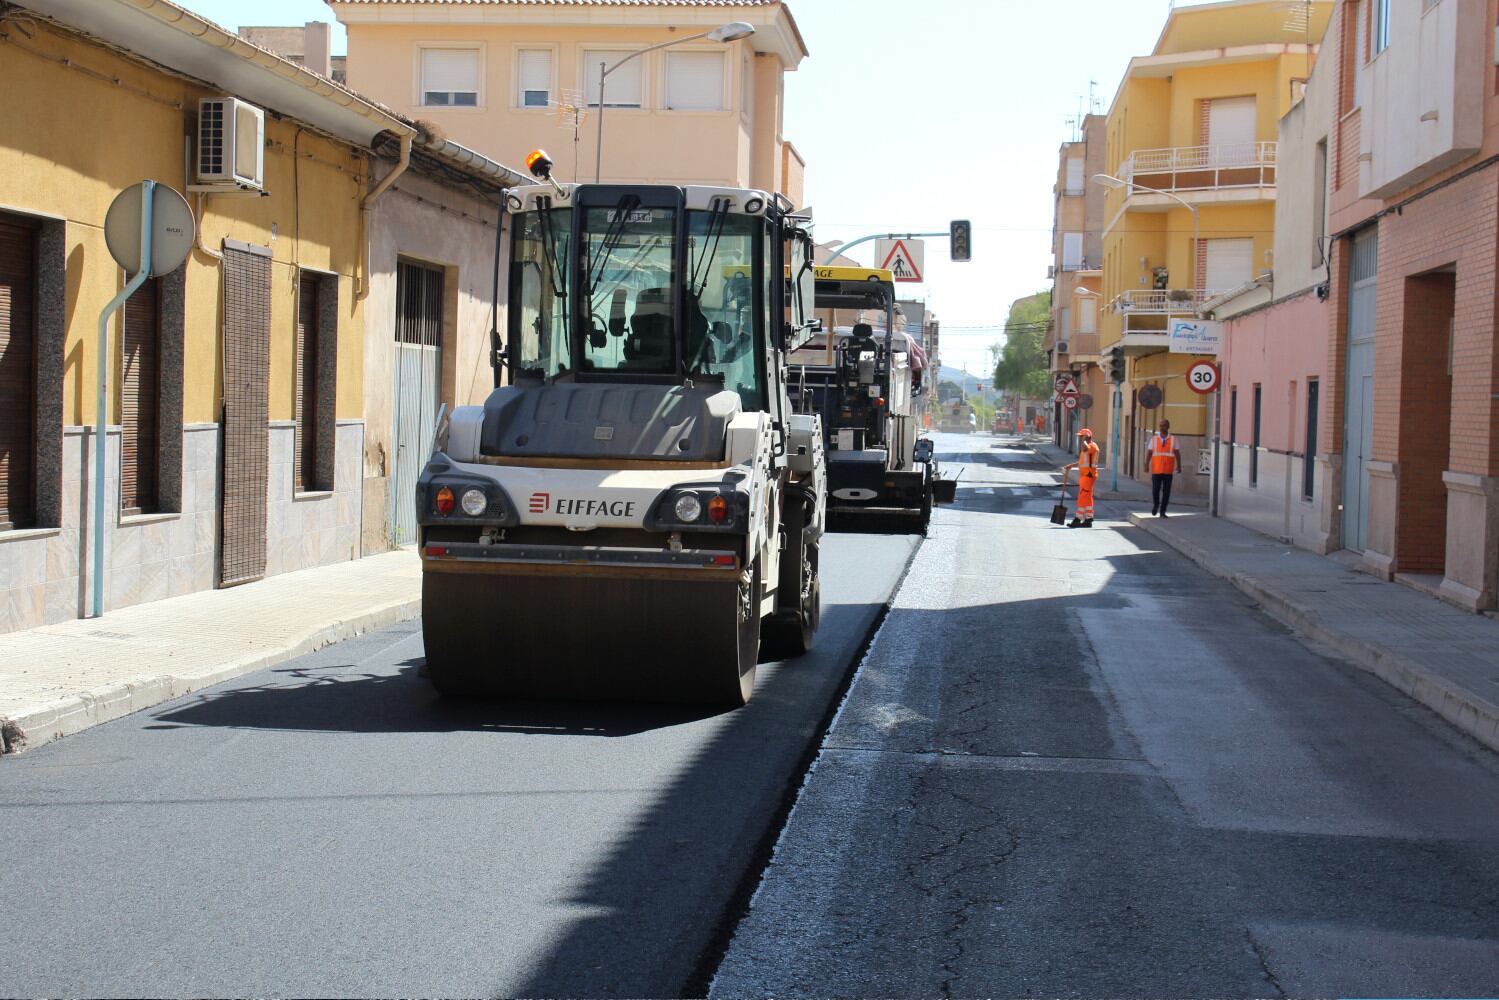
1126, 510, 1499, 753
0, 550, 421, 755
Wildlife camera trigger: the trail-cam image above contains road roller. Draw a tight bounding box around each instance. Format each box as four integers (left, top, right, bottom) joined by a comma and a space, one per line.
785, 267, 954, 532
416, 152, 827, 706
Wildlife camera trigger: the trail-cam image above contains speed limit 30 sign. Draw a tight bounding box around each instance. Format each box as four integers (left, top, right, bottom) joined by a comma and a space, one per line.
1187, 360, 1221, 395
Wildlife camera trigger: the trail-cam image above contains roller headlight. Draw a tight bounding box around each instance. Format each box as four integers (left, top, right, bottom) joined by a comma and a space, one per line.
434, 486, 456, 516
460, 489, 488, 517
674, 494, 703, 523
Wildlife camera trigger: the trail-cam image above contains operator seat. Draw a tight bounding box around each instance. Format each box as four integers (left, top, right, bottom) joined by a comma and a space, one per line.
624, 287, 674, 371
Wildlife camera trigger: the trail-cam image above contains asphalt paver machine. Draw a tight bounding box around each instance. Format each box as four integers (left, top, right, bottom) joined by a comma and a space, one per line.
416, 153, 827, 705
787, 266, 953, 531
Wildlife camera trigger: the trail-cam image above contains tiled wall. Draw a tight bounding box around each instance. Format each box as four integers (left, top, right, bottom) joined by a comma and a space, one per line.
0, 424, 219, 634
0, 421, 364, 635
264, 421, 364, 577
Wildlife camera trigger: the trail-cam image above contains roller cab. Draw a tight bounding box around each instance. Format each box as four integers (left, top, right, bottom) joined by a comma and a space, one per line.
418, 177, 826, 705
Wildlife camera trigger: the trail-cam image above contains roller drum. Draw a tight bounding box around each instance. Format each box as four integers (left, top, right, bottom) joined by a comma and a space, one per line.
422, 566, 759, 706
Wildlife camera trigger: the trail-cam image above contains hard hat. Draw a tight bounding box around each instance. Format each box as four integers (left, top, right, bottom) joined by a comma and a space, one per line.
1077, 427, 1093, 436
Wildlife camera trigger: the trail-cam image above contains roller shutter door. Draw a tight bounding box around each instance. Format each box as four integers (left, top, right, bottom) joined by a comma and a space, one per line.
294, 272, 321, 492
220, 243, 271, 587
121, 278, 160, 514
0, 216, 36, 530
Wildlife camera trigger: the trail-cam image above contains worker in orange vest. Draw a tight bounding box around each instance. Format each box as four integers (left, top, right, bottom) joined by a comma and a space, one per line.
1147, 417, 1184, 516
1062, 427, 1100, 528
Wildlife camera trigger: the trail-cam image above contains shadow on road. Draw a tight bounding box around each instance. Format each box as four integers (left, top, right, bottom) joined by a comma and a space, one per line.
153, 657, 728, 738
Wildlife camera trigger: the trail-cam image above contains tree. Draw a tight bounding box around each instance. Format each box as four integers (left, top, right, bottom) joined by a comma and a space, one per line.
992, 290, 1053, 399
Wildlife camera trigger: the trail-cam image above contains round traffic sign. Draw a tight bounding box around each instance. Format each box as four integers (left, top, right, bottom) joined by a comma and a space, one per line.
1077, 393, 1094, 410
104, 181, 194, 277
1187, 360, 1221, 395
1138, 383, 1164, 409
1063, 395, 1078, 410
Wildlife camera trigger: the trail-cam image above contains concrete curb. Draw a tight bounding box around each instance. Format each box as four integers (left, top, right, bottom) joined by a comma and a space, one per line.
0, 597, 421, 756
1128, 513, 1499, 754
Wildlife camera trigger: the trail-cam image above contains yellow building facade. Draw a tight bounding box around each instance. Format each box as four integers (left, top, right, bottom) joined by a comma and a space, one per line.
0, 0, 520, 633
1099, 0, 1330, 490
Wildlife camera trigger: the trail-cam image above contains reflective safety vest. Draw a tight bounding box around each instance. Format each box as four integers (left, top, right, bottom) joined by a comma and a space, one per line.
1080, 440, 1100, 471
1150, 434, 1177, 474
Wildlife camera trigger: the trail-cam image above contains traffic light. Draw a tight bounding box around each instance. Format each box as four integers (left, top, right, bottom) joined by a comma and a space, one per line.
1107, 344, 1127, 384
949, 219, 972, 262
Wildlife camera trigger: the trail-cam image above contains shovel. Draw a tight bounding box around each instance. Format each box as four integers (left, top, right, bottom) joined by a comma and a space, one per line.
1050, 481, 1069, 526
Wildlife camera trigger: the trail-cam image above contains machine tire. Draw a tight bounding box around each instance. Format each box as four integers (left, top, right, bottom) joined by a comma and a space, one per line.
765, 493, 821, 658
723, 561, 762, 705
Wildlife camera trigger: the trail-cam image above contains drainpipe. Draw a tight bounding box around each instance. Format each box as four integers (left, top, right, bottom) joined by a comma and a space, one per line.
358, 131, 412, 299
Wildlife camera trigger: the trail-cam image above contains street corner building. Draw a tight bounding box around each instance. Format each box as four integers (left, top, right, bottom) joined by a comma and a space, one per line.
0, 0, 525, 633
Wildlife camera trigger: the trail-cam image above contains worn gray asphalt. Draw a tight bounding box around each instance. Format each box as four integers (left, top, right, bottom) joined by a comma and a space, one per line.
711, 433, 1499, 998
0, 532, 918, 998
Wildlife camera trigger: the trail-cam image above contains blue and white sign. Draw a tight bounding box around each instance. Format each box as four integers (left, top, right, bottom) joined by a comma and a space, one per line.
1169, 320, 1222, 355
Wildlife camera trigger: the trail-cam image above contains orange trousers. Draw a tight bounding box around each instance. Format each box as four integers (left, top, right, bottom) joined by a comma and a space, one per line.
1077, 468, 1097, 519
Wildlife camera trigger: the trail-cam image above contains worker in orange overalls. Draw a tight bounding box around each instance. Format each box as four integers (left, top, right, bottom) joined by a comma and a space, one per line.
1062, 427, 1101, 528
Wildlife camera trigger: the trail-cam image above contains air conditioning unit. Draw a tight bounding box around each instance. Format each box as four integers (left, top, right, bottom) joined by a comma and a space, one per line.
195, 97, 265, 192
1055, 340, 1070, 354
1046, 264, 1056, 279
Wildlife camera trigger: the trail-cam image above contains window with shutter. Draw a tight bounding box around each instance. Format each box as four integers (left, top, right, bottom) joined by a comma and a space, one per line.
1064, 158, 1084, 195
584, 50, 642, 108
517, 49, 551, 108
1062, 232, 1083, 270
121, 278, 160, 514
294, 272, 321, 492
665, 51, 724, 111
421, 47, 481, 107
0, 215, 37, 530
1078, 297, 1098, 334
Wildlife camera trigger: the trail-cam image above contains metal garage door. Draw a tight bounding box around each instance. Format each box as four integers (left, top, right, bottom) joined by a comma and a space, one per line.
1341, 228, 1377, 552
391, 259, 444, 547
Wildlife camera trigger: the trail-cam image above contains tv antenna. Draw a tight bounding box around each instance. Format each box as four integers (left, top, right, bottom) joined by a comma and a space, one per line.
551, 89, 589, 182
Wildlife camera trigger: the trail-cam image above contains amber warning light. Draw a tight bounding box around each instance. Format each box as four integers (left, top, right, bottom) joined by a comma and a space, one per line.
526, 149, 554, 180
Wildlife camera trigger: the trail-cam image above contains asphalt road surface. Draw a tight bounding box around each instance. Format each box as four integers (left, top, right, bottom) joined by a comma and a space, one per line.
0, 532, 918, 997
712, 432, 1499, 998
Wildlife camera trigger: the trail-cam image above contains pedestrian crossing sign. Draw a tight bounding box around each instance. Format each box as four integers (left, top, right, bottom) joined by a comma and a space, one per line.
876, 239, 925, 283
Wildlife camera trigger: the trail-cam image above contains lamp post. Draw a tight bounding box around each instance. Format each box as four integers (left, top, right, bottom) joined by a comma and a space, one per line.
1092, 172, 1213, 509
594, 21, 755, 183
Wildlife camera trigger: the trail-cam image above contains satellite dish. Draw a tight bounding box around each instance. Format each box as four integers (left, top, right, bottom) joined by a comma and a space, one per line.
104, 181, 194, 277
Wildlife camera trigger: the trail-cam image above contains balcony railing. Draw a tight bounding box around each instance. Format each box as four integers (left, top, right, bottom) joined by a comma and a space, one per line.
1123, 141, 1277, 193
1109, 289, 1208, 314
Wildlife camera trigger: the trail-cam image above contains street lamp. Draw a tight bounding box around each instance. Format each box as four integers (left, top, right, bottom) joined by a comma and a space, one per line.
594, 21, 756, 183
1091, 172, 1215, 508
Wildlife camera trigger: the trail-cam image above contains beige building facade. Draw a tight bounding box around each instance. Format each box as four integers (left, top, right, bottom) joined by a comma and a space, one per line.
329, 0, 809, 202
1047, 113, 1107, 456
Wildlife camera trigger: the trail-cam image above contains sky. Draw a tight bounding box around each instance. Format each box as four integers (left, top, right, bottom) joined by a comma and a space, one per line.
178, 0, 1190, 375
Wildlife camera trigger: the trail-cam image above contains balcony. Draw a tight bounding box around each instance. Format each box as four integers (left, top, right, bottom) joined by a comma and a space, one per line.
1109, 289, 1206, 346
1123, 142, 1277, 195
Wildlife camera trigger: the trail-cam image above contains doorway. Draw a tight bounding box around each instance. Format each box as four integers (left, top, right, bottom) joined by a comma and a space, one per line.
1395, 269, 1455, 575
390, 259, 445, 547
